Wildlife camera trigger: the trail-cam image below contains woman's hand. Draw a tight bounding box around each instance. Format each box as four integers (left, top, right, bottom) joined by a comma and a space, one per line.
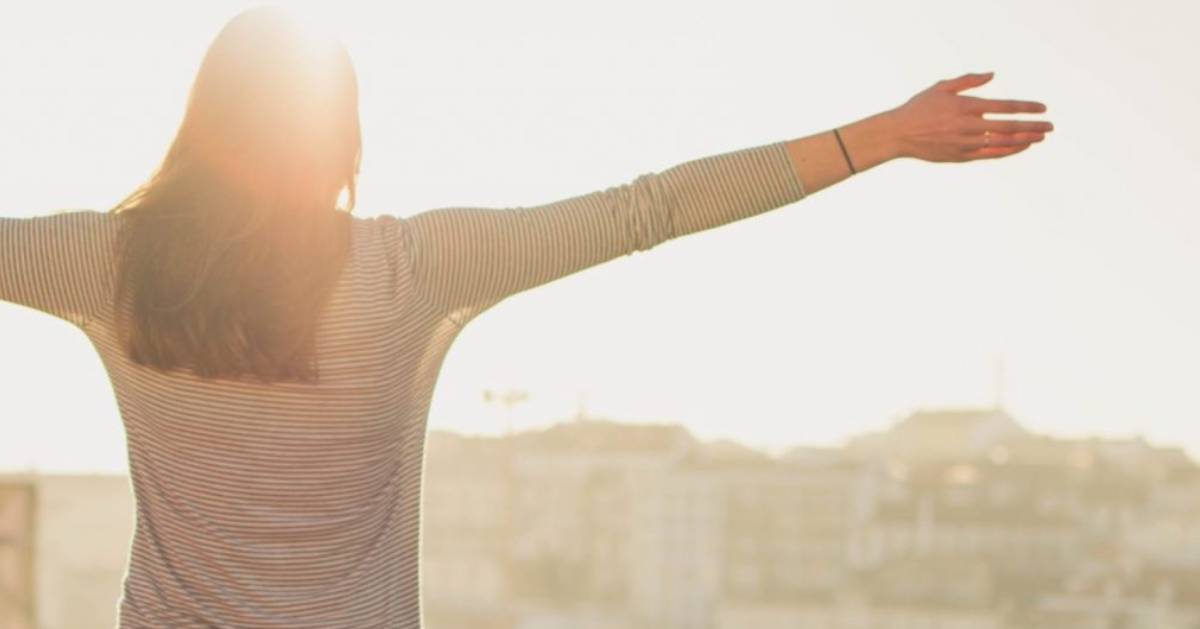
887, 72, 1054, 162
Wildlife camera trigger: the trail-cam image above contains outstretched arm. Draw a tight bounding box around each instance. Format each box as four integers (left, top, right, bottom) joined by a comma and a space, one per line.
396, 71, 1052, 329
399, 137, 810, 329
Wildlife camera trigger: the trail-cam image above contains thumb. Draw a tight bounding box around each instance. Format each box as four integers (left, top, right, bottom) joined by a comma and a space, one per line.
939, 71, 994, 93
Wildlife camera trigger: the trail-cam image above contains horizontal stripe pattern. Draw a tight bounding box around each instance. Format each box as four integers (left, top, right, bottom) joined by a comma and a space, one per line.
0, 139, 806, 627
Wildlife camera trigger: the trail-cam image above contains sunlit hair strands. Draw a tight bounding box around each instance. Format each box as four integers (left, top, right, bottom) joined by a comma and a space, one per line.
109, 6, 362, 384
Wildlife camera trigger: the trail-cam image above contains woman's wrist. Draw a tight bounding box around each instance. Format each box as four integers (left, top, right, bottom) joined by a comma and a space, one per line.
782, 108, 906, 197
836, 109, 907, 168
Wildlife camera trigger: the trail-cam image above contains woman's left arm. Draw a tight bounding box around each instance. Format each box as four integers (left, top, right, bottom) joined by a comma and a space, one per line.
0, 210, 117, 329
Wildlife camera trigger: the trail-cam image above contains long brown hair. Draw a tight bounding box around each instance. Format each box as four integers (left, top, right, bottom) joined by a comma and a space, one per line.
109, 5, 362, 384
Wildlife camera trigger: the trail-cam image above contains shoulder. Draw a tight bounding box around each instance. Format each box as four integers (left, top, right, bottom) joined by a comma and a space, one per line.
39, 208, 116, 224
38, 208, 121, 236
369, 213, 401, 229
361, 212, 407, 246
62, 210, 123, 254
1, 209, 120, 251
354, 213, 414, 279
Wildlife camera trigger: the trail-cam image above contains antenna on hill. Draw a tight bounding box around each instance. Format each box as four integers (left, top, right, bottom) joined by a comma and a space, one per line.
993, 354, 1006, 411
575, 391, 589, 422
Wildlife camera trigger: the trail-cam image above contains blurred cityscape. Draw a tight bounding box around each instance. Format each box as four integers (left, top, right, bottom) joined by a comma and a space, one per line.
2, 405, 1199, 628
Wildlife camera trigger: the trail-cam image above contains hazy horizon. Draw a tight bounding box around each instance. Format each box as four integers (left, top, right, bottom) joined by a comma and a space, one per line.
1, 401, 1194, 475
3, 0, 1199, 472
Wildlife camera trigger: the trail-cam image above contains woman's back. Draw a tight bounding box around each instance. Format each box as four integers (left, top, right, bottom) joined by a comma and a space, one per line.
79, 212, 451, 626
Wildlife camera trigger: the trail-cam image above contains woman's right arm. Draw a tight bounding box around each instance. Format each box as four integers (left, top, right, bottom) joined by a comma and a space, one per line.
396, 71, 1052, 329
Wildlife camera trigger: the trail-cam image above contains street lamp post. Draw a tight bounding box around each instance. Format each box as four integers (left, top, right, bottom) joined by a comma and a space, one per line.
482, 388, 529, 437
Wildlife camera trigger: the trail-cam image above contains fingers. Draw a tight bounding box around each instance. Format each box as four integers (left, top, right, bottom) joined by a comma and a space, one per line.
961, 95, 1048, 114
966, 131, 1046, 149
959, 130, 1044, 160
937, 72, 995, 94
966, 119, 1055, 134
963, 143, 1033, 160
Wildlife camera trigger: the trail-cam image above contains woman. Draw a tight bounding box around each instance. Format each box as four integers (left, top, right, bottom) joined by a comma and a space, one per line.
0, 5, 1053, 628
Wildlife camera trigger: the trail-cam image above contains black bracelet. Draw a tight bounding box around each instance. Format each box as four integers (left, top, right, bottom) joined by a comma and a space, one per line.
833, 128, 857, 175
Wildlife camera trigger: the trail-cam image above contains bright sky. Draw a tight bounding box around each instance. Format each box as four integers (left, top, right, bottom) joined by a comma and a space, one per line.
1, 0, 1198, 473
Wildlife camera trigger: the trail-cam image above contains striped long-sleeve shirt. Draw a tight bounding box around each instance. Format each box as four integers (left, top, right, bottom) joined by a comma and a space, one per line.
0, 138, 807, 627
